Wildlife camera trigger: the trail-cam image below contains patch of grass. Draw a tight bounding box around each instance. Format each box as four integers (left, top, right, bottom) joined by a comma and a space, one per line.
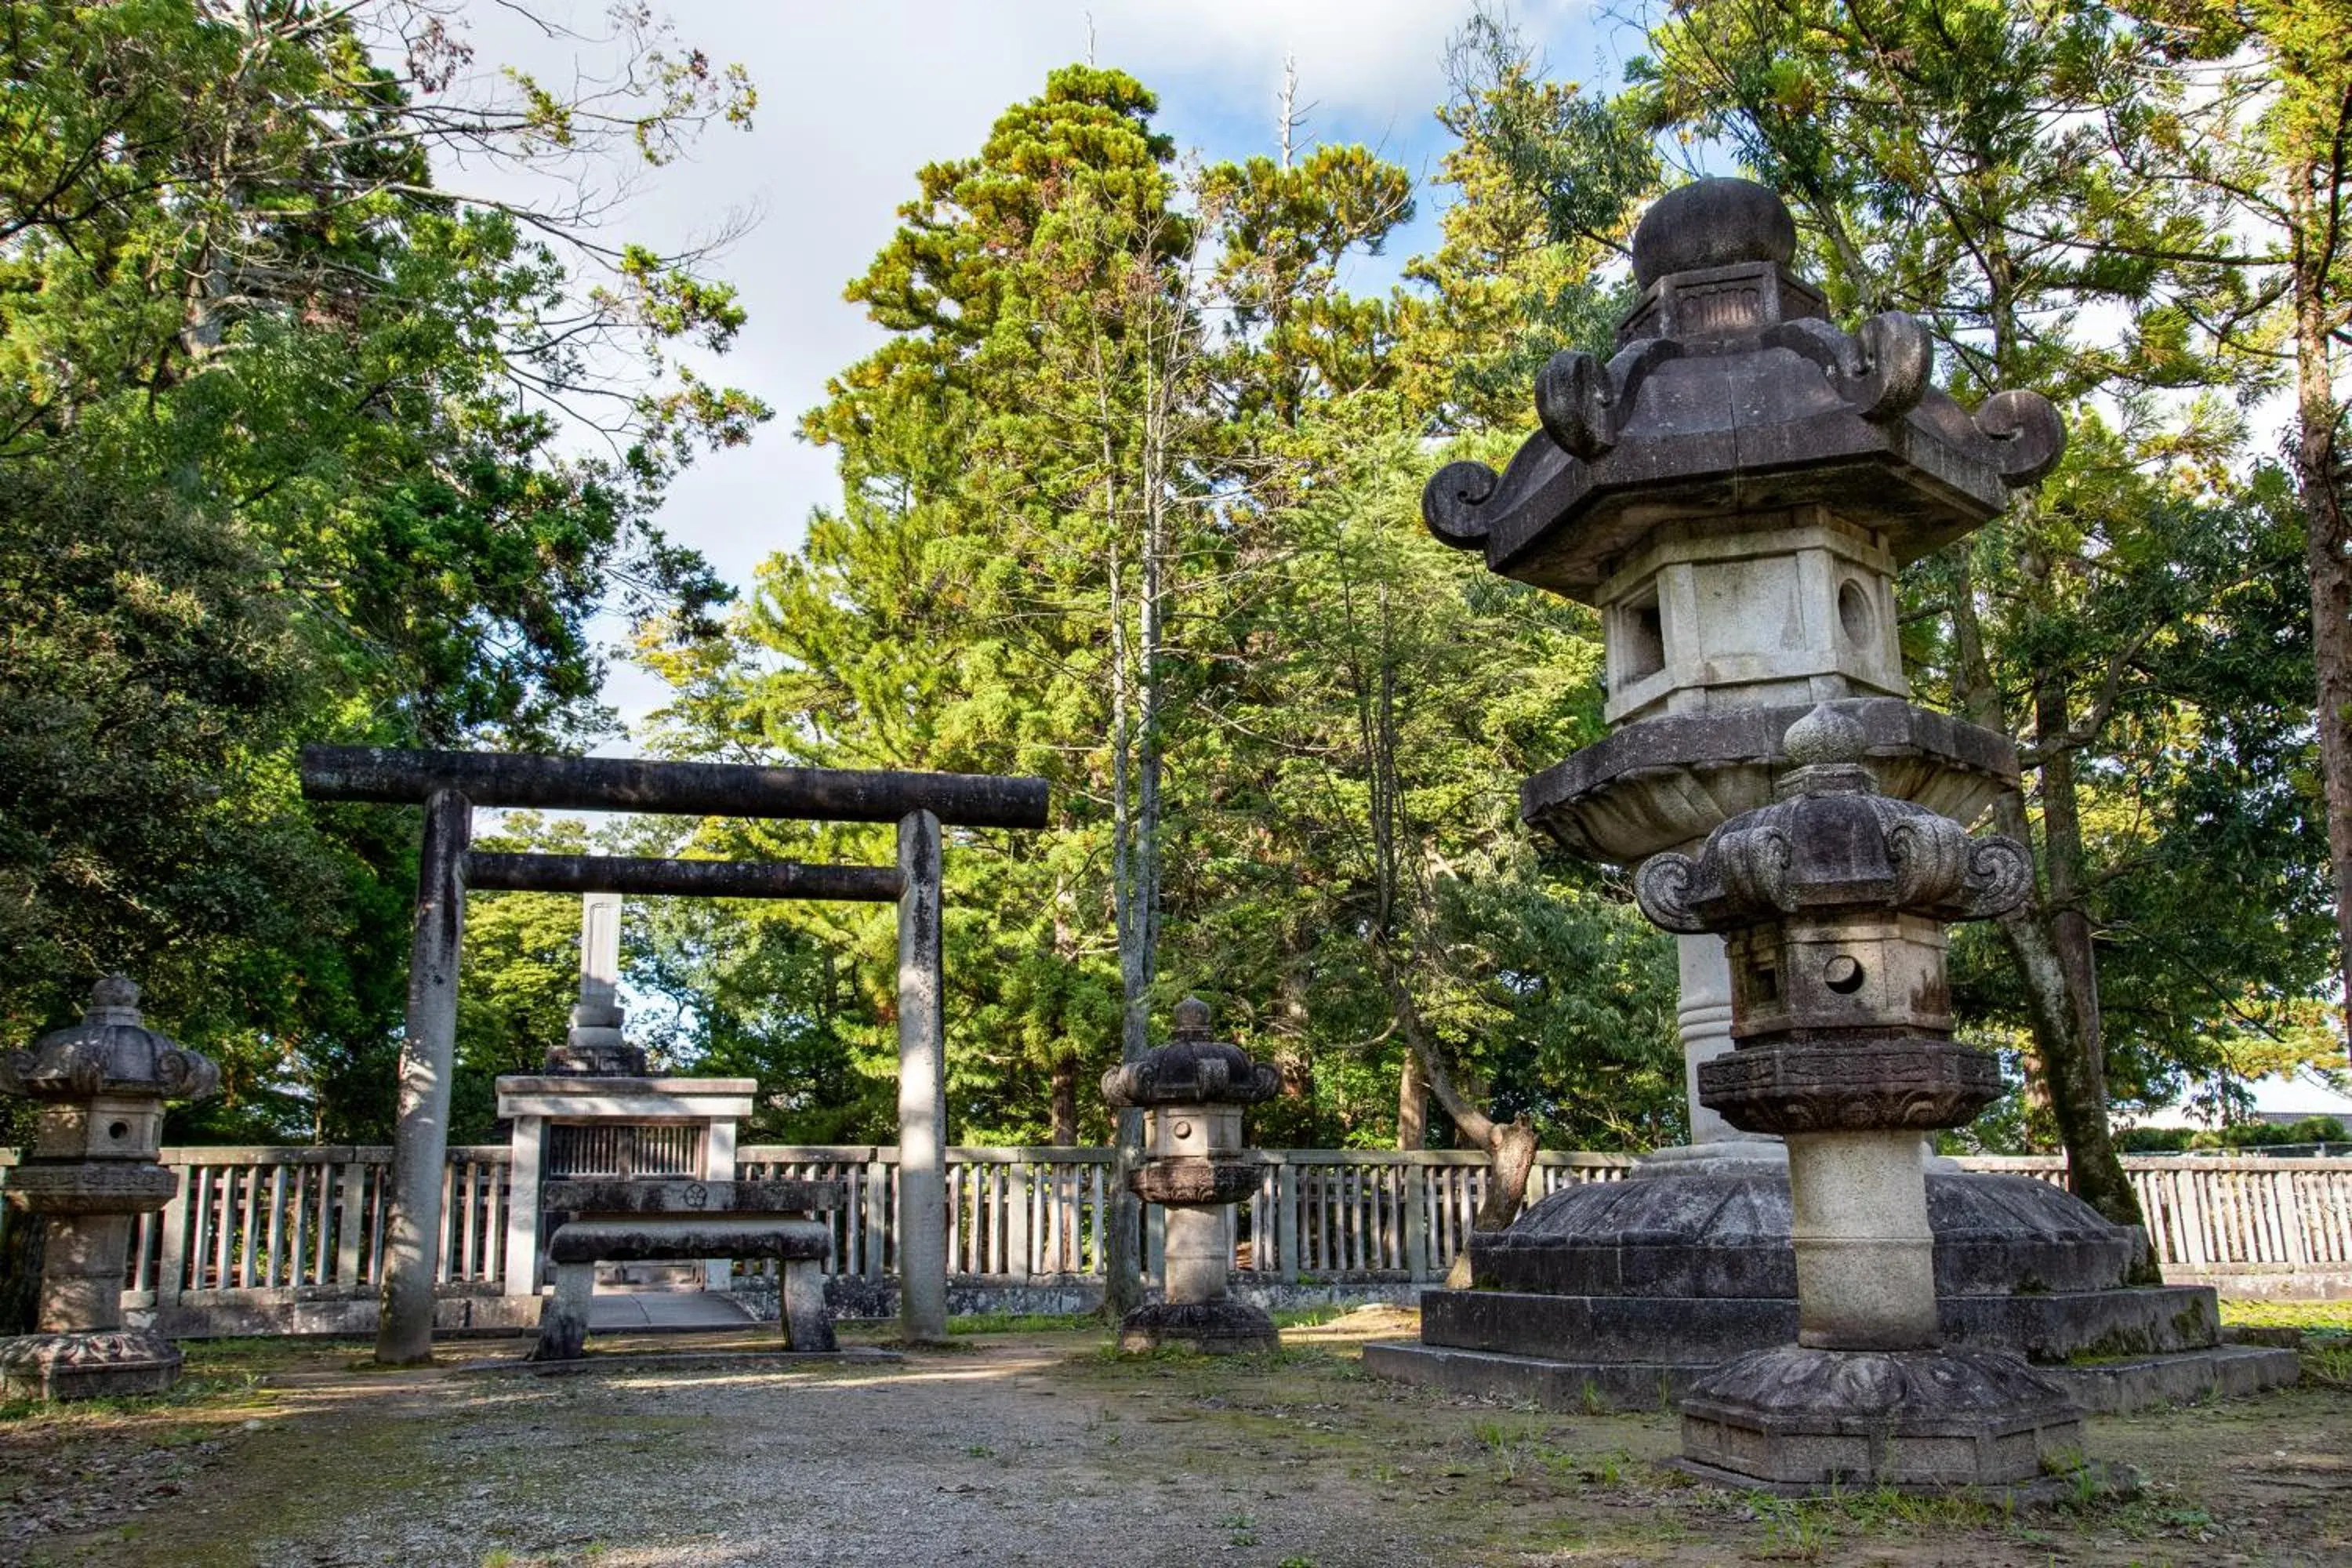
0, 1369, 272, 1428
944, 1311, 1097, 1335
2218, 1299, 2352, 1334
1222, 1510, 1258, 1548
1270, 1304, 1346, 1329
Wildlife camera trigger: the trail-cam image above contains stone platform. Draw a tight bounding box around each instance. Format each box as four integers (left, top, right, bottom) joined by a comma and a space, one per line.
1370, 1165, 2302, 1413
1364, 1334, 2298, 1417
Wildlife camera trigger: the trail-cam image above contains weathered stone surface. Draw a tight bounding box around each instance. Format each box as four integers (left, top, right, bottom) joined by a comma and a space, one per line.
1117, 1298, 1279, 1356
545, 1218, 831, 1265
1471, 1170, 2141, 1300
0, 977, 220, 1104
540, 1178, 842, 1217
0, 1327, 183, 1401
1129, 1160, 1258, 1207
1679, 1345, 2085, 1490
1520, 698, 2016, 864
0, 1161, 180, 1213
1365, 1334, 2294, 1418
1417, 1281, 2223, 1371
1421, 180, 2066, 602
1101, 998, 1279, 1109
0, 978, 215, 1402
1697, 1040, 2004, 1134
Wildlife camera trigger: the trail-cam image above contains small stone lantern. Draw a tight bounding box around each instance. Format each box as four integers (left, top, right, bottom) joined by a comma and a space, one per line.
1102, 998, 1281, 1355
1636, 708, 2085, 1488
0, 977, 219, 1399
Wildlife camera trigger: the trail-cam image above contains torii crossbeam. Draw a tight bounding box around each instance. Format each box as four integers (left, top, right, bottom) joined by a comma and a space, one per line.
299, 745, 1050, 1363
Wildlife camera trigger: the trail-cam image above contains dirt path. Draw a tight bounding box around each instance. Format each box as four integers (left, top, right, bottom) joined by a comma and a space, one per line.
2, 1309, 2345, 1566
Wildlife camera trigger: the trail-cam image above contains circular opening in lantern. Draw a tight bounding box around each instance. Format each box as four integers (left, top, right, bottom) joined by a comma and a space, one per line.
1838, 579, 1874, 646
108, 1121, 130, 1140
1824, 956, 1866, 994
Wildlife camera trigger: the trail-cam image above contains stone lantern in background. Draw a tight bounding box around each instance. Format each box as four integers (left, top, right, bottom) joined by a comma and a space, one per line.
1636, 706, 2084, 1486
0, 977, 219, 1400
1102, 998, 1281, 1355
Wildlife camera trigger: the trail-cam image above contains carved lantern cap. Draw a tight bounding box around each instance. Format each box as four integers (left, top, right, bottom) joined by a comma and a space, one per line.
1635, 706, 2032, 935
0, 976, 220, 1103
1422, 176, 2067, 601
1101, 997, 1280, 1109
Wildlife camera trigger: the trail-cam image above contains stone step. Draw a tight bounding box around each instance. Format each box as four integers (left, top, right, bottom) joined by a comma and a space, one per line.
1362, 1338, 2300, 1416
1416, 1284, 2222, 1367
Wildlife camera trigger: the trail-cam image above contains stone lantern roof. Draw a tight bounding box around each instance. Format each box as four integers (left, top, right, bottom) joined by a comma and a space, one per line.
1100, 998, 1279, 1109
1421, 177, 2065, 601
0, 977, 220, 1103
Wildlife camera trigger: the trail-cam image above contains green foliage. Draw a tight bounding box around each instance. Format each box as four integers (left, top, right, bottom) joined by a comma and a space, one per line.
640, 61, 1679, 1150
0, 2, 759, 1140
2116, 1116, 2347, 1152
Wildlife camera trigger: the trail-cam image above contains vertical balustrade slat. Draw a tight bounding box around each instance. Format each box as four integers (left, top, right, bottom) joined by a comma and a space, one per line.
1008, 1160, 1033, 1280
154, 1159, 189, 1311
205, 1167, 230, 1290
263, 1163, 286, 1288
334, 1160, 363, 1287
1405, 1161, 1429, 1280
865, 1154, 888, 1277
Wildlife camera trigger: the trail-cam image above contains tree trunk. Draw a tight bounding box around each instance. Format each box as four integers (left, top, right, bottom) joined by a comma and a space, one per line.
1950, 561, 2158, 1277
1396, 1047, 1428, 1150
1370, 943, 1538, 1285
1049, 1055, 1080, 1146
2292, 209, 2352, 1064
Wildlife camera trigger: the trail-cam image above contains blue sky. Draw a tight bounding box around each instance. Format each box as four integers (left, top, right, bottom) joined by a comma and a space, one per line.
451, 2, 1640, 731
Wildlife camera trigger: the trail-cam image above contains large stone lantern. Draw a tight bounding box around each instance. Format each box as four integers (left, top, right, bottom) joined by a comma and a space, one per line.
1365, 174, 2293, 1421
0, 977, 219, 1400
1102, 998, 1280, 1355
1635, 706, 2085, 1486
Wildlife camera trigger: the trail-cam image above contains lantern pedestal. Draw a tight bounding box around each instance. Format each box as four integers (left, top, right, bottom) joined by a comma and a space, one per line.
1678, 1345, 2085, 1494
0, 1329, 183, 1402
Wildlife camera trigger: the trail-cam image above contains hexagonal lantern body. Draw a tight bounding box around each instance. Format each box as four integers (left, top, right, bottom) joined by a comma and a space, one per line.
0, 977, 219, 1400
1101, 998, 1281, 1355
1727, 910, 1953, 1046
1145, 1104, 1242, 1166
1424, 176, 2060, 857
1596, 506, 1907, 726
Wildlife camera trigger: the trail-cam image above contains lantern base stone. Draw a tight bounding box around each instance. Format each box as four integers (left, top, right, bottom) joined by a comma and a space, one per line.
1118, 1298, 1279, 1356
1679, 1344, 2086, 1492
0, 1328, 183, 1402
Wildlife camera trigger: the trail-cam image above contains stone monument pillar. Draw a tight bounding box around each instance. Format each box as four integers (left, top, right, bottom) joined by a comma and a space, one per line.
547, 891, 644, 1076
1638, 705, 2085, 1488
0, 977, 219, 1400
1103, 999, 1281, 1355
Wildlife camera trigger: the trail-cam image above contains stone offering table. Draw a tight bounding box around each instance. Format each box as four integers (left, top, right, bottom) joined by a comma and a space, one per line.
532, 1178, 842, 1361
0, 978, 218, 1400
1104, 999, 1281, 1355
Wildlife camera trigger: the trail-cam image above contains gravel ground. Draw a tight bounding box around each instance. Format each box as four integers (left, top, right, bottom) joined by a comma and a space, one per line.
2, 1308, 2347, 1567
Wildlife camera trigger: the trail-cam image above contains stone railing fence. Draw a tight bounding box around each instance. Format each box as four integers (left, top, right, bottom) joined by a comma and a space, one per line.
3, 1146, 2347, 1334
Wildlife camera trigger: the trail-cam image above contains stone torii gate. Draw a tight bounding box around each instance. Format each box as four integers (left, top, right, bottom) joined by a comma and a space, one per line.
298, 746, 1050, 1363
